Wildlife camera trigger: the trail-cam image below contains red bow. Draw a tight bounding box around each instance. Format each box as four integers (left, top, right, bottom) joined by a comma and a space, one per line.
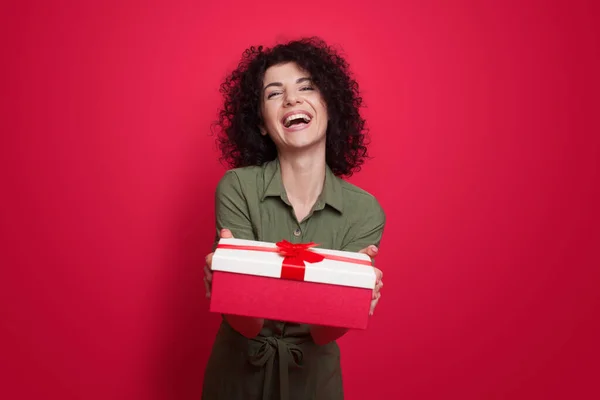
276, 240, 325, 280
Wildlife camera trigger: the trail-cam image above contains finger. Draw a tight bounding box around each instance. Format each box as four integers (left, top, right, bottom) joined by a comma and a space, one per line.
204, 265, 212, 281
204, 276, 211, 298
205, 253, 213, 270
370, 291, 382, 313
220, 228, 234, 239
370, 295, 381, 315
369, 298, 378, 315
372, 280, 380, 298
358, 245, 379, 258
372, 285, 382, 299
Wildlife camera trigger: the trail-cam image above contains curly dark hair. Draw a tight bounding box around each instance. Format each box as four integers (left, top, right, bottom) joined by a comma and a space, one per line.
213, 37, 370, 177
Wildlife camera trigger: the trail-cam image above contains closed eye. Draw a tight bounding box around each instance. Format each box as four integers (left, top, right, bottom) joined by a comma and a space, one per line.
266, 86, 313, 99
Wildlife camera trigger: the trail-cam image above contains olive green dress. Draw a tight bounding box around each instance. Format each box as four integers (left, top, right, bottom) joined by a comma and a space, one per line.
202, 159, 386, 400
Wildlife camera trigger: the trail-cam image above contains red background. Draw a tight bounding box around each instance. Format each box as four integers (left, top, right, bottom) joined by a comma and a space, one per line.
1, 1, 599, 399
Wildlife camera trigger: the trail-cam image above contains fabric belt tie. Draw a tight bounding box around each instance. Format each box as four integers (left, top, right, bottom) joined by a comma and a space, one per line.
248, 336, 305, 400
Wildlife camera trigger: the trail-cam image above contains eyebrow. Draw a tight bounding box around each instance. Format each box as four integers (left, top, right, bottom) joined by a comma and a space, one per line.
263, 77, 312, 92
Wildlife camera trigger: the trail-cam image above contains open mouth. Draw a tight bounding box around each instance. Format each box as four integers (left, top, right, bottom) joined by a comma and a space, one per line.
282, 112, 312, 128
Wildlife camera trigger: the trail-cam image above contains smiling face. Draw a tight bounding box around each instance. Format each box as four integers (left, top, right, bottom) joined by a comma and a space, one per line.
260, 62, 328, 153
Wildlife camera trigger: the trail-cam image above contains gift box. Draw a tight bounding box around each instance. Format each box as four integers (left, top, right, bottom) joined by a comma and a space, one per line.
209, 238, 376, 329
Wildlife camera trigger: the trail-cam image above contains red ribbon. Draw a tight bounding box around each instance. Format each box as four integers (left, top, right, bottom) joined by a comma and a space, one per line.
216, 240, 372, 281
275, 240, 324, 280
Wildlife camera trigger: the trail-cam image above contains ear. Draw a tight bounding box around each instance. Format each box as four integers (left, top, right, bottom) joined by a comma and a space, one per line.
259, 125, 267, 136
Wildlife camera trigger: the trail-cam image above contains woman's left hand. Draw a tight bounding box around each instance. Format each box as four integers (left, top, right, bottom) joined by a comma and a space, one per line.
358, 245, 383, 316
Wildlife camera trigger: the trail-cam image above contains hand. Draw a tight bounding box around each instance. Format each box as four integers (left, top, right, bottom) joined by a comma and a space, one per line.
358, 245, 383, 316
204, 228, 234, 298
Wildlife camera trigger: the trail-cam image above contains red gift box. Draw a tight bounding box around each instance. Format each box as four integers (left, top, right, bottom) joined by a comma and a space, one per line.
209, 238, 376, 329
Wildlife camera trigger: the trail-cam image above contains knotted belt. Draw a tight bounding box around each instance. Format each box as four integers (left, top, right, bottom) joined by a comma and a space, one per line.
247, 335, 307, 400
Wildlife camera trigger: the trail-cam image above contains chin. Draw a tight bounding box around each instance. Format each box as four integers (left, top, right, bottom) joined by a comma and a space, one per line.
285, 138, 325, 152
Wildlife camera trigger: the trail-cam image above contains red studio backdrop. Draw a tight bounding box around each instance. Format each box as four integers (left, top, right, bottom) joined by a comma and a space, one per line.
1, 1, 599, 399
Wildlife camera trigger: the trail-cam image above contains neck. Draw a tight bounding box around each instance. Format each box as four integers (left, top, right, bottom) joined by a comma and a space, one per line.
278, 147, 326, 208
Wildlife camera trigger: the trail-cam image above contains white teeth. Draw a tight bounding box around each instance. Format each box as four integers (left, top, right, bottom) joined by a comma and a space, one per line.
283, 113, 312, 127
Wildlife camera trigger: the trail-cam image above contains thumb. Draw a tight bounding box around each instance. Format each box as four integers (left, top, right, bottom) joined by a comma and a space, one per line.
220, 228, 234, 239
358, 245, 378, 257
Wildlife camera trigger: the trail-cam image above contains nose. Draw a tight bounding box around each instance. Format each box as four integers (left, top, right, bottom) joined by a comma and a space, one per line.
284, 91, 303, 106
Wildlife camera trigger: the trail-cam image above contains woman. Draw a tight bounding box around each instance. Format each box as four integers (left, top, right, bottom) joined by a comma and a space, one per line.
202, 37, 386, 400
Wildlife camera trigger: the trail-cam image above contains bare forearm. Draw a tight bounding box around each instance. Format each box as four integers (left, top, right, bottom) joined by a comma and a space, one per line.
224, 314, 264, 338
310, 325, 349, 345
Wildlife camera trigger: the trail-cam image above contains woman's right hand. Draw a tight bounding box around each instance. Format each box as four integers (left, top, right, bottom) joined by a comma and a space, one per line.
205, 228, 264, 338
204, 228, 234, 298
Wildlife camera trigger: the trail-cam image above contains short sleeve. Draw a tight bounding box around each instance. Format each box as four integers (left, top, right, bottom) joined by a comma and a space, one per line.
213, 170, 256, 248
340, 198, 386, 256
